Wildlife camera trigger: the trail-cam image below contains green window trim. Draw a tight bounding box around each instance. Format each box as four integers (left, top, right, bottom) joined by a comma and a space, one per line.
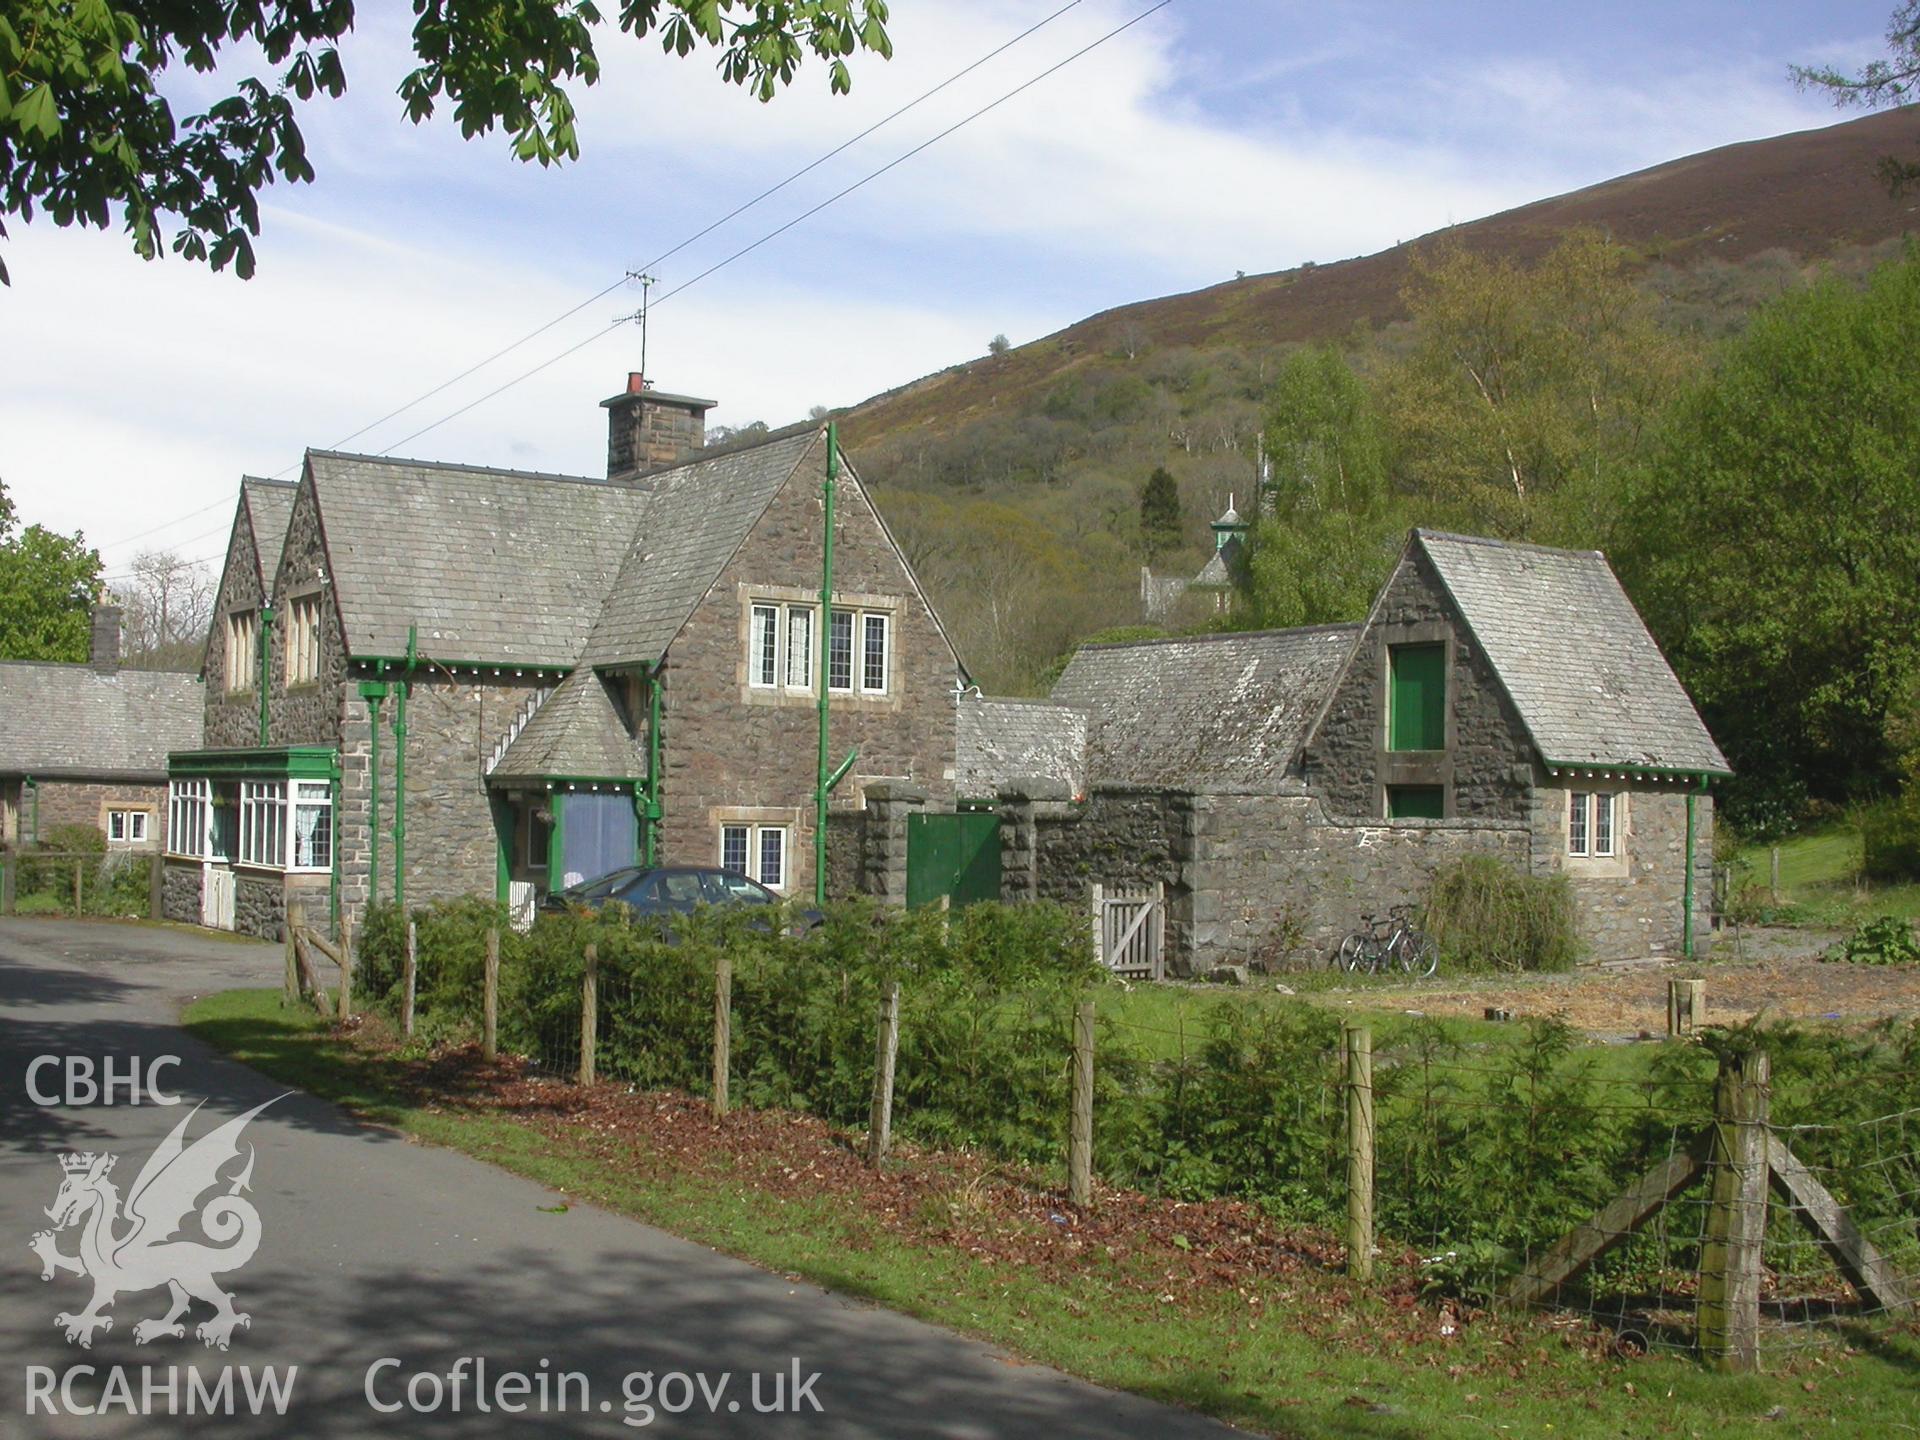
1387, 642, 1446, 751
1386, 785, 1446, 820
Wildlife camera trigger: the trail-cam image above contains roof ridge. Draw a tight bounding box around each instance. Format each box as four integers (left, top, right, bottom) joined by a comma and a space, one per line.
1079, 621, 1363, 653
1414, 527, 1605, 562
308, 449, 609, 488
240, 475, 296, 489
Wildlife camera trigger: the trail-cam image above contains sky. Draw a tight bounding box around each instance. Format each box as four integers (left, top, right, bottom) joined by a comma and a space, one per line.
0, 0, 1899, 584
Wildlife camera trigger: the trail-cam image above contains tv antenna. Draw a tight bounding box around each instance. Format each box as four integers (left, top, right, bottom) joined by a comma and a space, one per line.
617, 271, 659, 379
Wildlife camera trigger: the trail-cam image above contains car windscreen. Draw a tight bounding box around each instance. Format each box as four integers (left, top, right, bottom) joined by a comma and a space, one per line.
565, 866, 646, 901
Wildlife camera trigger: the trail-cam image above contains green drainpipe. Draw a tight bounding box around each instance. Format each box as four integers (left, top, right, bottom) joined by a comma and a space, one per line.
257, 605, 274, 744
1683, 775, 1708, 960
645, 664, 664, 865
815, 425, 838, 906
392, 626, 415, 912
329, 751, 342, 937
358, 679, 388, 907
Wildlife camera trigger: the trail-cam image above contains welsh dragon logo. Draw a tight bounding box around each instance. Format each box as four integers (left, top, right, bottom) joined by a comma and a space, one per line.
30, 1098, 282, 1350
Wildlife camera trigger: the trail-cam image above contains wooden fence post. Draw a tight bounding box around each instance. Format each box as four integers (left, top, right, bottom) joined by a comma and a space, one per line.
483, 927, 499, 1063
579, 943, 598, 1085
1345, 1023, 1375, 1282
1068, 998, 1094, 1208
868, 981, 901, 1166
1668, 978, 1705, 1037
1, 855, 14, 915
73, 860, 82, 915
147, 854, 163, 920
712, 953, 732, 1117
1089, 884, 1105, 970
1699, 1048, 1770, 1372
1769, 846, 1781, 900
336, 909, 354, 1022
402, 919, 418, 1038
284, 900, 300, 1001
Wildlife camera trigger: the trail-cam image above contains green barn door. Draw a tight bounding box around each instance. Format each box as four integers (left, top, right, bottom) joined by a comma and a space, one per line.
907, 812, 1002, 909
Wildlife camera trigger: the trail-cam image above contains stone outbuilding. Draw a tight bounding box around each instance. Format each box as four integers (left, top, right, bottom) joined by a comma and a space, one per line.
162, 377, 969, 939
1025, 529, 1729, 971
0, 604, 202, 857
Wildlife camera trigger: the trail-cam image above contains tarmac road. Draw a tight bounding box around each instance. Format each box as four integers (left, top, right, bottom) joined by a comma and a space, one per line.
0, 918, 1238, 1438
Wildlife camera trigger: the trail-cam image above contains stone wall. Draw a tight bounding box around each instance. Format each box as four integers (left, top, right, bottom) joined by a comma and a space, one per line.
659, 457, 960, 898
205, 504, 270, 749
162, 858, 201, 924
825, 807, 866, 899
234, 868, 284, 939
1529, 778, 1714, 959
266, 478, 349, 747
1303, 545, 1534, 822
23, 779, 166, 849
1189, 792, 1531, 969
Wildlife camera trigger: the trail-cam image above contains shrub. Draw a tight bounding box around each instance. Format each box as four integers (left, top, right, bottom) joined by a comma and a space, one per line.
1420, 856, 1580, 972
13, 890, 66, 916
1827, 914, 1920, 966
1860, 795, 1920, 882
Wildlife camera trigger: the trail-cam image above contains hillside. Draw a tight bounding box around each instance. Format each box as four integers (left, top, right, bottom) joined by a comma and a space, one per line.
841, 109, 1920, 450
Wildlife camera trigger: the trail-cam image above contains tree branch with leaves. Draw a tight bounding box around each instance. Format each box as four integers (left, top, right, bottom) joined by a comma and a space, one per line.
0, 0, 893, 284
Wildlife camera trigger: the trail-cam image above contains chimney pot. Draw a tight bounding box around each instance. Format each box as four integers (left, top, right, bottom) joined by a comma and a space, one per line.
627, 372, 647, 395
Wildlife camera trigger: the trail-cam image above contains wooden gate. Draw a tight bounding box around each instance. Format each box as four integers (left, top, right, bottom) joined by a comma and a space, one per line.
1094, 882, 1165, 981
906, 811, 1001, 910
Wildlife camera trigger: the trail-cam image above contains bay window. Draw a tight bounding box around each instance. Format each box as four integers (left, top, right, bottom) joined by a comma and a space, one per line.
167, 780, 210, 859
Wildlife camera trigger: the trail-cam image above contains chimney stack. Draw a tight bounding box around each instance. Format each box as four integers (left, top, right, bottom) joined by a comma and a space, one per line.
602, 374, 717, 483
90, 603, 122, 674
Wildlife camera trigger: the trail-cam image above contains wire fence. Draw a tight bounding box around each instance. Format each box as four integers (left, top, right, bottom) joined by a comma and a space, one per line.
336, 896, 1920, 1370
0, 848, 159, 918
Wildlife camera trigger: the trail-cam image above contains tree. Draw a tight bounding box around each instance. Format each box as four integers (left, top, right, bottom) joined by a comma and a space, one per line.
113, 548, 216, 670
0, 478, 103, 660
1381, 230, 1693, 543
987, 334, 1011, 357
1794, 2, 1920, 193
1616, 251, 1920, 826
0, 1, 893, 284
1247, 344, 1405, 628
1138, 466, 1182, 563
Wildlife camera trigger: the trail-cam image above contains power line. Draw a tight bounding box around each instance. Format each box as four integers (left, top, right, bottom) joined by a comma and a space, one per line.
95, 493, 236, 550
378, 0, 1176, 458
298, 0, 1090, 469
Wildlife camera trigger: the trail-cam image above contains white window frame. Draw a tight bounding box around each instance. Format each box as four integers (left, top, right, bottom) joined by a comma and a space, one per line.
106, 809, 149, 846
785, 605, 814, 692
239, 781, 287, 869
861, 611, 891, 695
1568, 791, 1618, 858
285, 593, 321, 685
718, 822, 787, 892
167, 780, 211, 859
289, 780, 333, 872
749, 604, 780, 689
827, 608, 855, 692
224, 610, 257, 692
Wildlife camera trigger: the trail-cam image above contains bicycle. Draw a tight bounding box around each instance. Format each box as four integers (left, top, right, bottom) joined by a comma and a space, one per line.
1336, 904, 1438, 978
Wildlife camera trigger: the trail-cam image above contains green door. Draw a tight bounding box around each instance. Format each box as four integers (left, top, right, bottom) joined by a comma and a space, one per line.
906, 812, 1001, 910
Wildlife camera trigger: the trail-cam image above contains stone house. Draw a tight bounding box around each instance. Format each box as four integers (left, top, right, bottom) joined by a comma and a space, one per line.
162, 377, 966, 939
0, 605, 203, 855
1017, 528, 1729, 969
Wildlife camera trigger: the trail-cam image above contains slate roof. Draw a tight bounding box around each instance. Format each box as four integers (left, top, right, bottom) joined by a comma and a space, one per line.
490, 668, 643, 781
308, 451, 647, 666
582, 431, 818, 667
1413, 530, 1730, 775
242, 477, 297, 583
1051, 625, 1360, 790
0, 663, 203, 779
955, 696, 1087, 798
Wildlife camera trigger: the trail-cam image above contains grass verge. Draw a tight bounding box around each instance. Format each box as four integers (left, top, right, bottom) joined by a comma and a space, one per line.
186, 987, 1917, 1440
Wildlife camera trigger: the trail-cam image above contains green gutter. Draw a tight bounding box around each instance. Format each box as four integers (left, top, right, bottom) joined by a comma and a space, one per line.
358, 681, 388, 905
1544, 760, 1733, 781
815, 426, 838, 906
257, 605, 274, 744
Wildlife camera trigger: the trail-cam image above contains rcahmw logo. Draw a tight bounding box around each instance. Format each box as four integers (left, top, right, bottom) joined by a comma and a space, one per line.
30, 1097, 284, 1350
